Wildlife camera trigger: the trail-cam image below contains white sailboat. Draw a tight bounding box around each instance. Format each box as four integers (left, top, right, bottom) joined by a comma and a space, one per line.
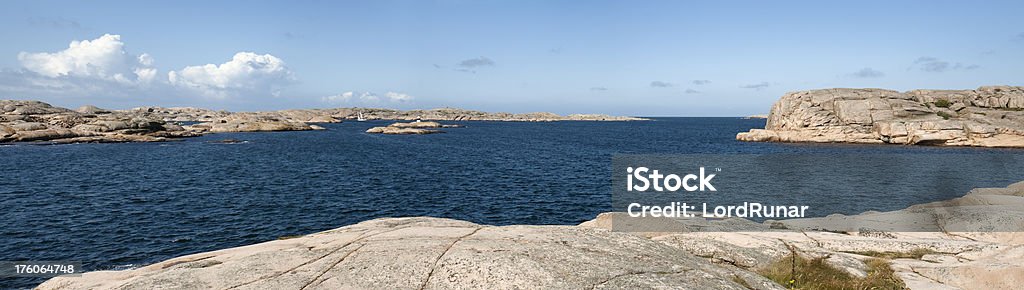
357, 112, 367, 122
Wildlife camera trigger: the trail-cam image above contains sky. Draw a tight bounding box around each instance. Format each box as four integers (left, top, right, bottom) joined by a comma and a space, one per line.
0, 0, 1022, 116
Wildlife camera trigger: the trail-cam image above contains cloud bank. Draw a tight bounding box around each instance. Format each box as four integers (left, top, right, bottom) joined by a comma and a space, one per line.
168, 52, 294, 98
17, 34, 156, 84
322, 91, 415, 105
4, 34, 299, 103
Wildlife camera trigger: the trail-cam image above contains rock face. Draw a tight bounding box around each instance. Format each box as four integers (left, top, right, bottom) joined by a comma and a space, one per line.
737, 86, 1024, 147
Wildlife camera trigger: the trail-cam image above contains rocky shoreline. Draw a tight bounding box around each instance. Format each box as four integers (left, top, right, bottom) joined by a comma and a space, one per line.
0, 100, 644, 144
39, 182, 1024, 289
737, 86, 1024, 148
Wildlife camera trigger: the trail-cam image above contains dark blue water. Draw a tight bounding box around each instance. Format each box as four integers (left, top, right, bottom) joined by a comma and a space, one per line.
1, 118, 1020, 288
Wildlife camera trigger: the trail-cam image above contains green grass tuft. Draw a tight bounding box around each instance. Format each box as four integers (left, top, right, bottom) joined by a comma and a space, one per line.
847, 248, 938, 260
756, 254, 906, 290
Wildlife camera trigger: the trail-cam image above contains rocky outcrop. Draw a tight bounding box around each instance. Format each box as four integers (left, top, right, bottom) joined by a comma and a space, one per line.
135, 107, 644, 123
285, 107, 646, 122
127, 106, 231, 122
737, 86, 1024, 147
185, 113, 317, 133
1, 99, 644, 144
349, 108, 645, 122
365, 121, 461, 134
0, 100, 195, 144
39, 181, 1024, 289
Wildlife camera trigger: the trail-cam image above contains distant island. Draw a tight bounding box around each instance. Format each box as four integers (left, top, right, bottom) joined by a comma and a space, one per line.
0, 100, 645, 144
738, 86, 1024, 148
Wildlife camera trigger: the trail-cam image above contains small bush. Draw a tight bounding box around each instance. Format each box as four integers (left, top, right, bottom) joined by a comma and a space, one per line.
936, 111, 953, 120
933, 99, 952, 108
757, 254, 905, 290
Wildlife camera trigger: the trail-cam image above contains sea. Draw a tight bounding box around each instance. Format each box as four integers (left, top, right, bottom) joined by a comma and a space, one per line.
2, 118, 1022, 288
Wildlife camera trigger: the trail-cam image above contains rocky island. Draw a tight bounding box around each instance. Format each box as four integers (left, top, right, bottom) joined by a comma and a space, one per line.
0, 100, 643, 144
737, 86, 1024, 148
365, 121, 465, 135
39, 181, 1024, 289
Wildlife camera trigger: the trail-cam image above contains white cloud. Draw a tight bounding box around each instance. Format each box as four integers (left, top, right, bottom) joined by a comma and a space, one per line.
17, 34, 155, 84
321, 91, 414, 105
322, 91, 354, 104
168, 52, 294, 98
359, 92, 380, 102
385, 92, 413, 102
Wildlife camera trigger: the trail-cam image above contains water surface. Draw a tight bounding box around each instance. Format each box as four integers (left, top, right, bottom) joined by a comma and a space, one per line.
1, 118, 1020, 288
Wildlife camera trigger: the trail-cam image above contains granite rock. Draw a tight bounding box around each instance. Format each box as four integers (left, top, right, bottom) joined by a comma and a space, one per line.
737, 86, 1024, 147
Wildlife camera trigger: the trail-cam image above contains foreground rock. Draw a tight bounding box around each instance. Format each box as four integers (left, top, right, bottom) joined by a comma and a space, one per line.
39, 182, 1024, 289
586, 181, 1024, 289
39, 217, 778, 290
737, 86, 1024, 147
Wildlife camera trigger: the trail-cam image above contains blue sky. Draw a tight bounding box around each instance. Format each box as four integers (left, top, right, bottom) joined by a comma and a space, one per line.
1, 0, 1022, 116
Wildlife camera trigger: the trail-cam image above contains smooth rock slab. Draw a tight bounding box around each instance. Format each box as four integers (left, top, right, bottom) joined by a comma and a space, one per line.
38, 217, 777, 290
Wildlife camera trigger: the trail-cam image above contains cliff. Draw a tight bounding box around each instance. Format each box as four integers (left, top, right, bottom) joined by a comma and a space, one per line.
737, 86, 1024, 147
